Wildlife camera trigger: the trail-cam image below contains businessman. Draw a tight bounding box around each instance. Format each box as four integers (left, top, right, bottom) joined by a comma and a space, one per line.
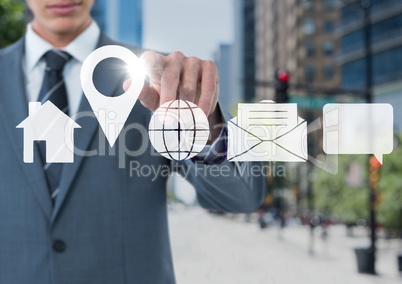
0, 0, 265, 283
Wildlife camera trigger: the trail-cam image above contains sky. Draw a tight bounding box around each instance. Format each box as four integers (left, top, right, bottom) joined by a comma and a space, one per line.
143, 0, 234, 60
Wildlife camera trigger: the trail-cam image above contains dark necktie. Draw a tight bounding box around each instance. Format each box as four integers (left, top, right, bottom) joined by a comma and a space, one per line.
37, 50, 72, 200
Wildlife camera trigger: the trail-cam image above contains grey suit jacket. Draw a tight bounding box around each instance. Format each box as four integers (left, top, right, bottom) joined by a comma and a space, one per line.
0, 34, 265, 284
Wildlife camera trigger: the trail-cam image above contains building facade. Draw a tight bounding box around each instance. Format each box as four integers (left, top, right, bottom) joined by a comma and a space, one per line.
255, 0, 297, 101
214, 44, 238, 111
233, 0, 256, 103
339, 0, 402, 130
254, 0, 340, 101
91, 0, 143, 47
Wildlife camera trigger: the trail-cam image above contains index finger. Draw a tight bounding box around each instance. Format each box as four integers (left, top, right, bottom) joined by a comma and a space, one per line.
160, 51, 185, 106
198, 60, 218, 116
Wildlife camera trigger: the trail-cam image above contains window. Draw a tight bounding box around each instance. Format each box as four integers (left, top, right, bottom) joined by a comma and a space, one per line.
324, 21, 335, 33
341, 30, 364, 52
303, 18, 316, 35
373, 46, 402, 85
323, 41, 335, 56
371, 0, 394, 7
302, 0, 314, 11
324, 0, 336, 11
324, 65, 335, 80
341, 3, 363, 25
305, 41, 315, 57
371, 14, 402, 43
305, 65, 315, 81
342, 59, 366, 88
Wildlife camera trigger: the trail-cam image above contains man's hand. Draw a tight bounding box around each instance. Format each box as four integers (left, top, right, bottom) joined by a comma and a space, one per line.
123, 50, 222, 142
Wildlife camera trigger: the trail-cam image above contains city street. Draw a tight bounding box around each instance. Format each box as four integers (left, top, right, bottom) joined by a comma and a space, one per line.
169, 207, 402, 284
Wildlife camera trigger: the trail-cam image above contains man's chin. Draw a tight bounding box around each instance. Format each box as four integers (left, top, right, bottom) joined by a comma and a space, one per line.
48, 18, 90, 37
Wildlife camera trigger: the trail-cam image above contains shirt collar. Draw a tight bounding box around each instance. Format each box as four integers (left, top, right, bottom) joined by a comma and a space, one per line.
63, 21, 100, 63
25, 21, 100, 71
25, 24, 53, 72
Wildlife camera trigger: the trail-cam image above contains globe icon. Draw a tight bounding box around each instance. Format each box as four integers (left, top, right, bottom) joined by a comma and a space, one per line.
148, 100, 210, 160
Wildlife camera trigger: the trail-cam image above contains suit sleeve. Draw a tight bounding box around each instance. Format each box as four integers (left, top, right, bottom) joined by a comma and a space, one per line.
176, 106, 267, 213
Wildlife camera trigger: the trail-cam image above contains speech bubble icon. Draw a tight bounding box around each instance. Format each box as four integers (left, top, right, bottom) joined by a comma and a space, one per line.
80, 45, 145, 147
323, 103, 393, 164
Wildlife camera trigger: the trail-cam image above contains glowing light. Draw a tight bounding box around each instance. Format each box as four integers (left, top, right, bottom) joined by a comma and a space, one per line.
126, 58, 147, 82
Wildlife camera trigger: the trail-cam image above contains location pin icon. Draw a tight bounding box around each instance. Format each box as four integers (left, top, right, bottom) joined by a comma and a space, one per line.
80, 45, 145, 147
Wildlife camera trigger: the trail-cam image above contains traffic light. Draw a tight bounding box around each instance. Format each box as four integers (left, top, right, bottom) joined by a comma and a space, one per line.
275, 70, 289, 103
369, 156, 381, 189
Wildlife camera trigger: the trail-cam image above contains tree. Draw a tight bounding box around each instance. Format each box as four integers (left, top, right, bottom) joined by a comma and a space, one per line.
313, 155, 368, 224
0, 0, 26, 48
313, 137, 402, 234
377, 141, 402, 234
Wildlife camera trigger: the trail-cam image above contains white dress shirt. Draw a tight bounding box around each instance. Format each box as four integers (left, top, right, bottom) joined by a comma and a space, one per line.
24, 21, 100, 115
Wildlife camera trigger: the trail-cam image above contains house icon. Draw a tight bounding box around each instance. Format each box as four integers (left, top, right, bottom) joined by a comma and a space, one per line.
17, 102, 81, 163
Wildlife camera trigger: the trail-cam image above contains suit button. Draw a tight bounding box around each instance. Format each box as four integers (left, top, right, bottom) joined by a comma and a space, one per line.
52, 240, 66, 253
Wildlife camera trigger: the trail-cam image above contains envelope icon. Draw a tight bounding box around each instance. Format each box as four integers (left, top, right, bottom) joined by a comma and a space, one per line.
227, 101, 308, 162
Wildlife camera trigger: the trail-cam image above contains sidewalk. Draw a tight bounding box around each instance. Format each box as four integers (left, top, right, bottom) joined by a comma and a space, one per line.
169, 207, 402, 284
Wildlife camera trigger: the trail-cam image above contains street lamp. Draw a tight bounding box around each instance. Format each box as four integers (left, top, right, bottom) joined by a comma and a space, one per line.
361, 0, 377, 275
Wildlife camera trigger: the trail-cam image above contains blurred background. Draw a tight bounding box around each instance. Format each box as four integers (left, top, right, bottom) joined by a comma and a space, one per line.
1, 0, 402, 283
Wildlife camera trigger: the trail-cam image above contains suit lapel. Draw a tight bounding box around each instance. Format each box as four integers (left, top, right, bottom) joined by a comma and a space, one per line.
0, 39, 52, 219
51, 95, 99, 222
52, 35, 130, 222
